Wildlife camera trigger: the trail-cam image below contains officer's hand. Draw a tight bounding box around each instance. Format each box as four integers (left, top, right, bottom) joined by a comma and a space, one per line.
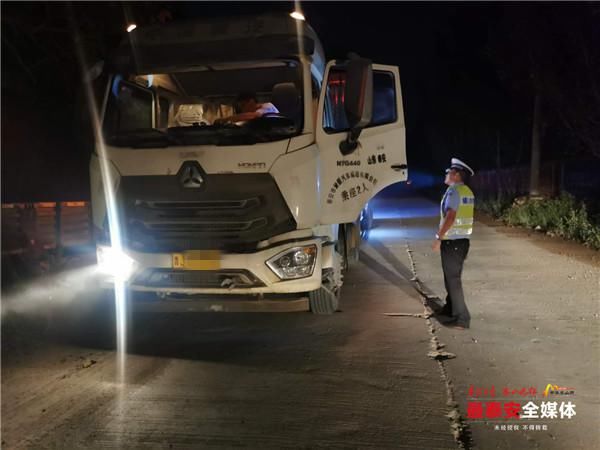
432, 240, 441, 252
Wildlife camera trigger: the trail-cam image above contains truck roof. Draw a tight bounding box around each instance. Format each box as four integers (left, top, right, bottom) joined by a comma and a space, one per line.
111, 13, 325, 75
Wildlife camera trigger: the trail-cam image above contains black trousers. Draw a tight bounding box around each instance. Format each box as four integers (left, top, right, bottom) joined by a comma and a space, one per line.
440, 239, 471, 327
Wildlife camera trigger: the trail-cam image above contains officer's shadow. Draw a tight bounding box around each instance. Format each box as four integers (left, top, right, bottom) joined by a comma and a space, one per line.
359, 237, 446, 314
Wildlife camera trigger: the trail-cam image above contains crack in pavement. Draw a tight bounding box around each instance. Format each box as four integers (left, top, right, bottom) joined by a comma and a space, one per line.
405, 241, 472, 450
361, 237, 472, 449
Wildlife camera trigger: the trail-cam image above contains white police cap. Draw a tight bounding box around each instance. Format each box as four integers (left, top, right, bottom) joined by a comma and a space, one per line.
447, 157, 474, 176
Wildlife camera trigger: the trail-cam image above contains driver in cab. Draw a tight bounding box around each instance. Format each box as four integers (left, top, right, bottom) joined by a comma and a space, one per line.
214, 92, 278, 124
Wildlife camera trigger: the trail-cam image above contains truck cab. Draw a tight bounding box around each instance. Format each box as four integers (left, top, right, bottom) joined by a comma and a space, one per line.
91, 13, 407, 313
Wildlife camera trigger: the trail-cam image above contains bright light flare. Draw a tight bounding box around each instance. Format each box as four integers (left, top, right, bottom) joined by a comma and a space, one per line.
97, 246, 136, 281
290, 11, 305, 21
70, 10, 128, 386
126, 23, 137, 33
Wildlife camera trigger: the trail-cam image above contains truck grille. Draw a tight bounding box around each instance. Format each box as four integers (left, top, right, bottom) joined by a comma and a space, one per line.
118, 172, 296, 252
145, 220, 266, 232
139, 198, 260, 213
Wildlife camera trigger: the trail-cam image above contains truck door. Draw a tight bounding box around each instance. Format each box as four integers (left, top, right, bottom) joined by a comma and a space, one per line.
316, 61, 407, 225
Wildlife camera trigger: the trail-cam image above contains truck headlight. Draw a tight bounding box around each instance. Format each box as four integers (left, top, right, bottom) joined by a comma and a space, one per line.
96, 246, 135, 281
266, 245, 317, 280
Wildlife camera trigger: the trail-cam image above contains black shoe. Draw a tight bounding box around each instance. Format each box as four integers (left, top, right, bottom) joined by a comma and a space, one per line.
438, 306, 452, 316
425, 297, 446, 313
433, 313, 457, 324
440, 318, 470, 329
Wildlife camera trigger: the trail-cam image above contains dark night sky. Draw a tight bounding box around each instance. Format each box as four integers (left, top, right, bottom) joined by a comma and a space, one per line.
2, 1, 599, 202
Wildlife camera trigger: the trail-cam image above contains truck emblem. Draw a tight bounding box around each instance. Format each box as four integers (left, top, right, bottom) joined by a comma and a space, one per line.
179, 162, 204, 188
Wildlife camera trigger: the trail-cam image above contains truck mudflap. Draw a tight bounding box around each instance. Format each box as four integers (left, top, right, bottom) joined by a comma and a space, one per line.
131, 293, 309, 313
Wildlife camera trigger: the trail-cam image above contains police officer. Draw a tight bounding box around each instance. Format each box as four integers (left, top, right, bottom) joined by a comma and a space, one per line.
432, 158, 475, 330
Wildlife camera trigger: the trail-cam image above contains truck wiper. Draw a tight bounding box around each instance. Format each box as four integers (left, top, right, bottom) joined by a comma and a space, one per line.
258, 125, 298, 138
168, 124, 242, 135
243, 117, 298, 139
107, 129, 182, 147
167, 125, 258, 145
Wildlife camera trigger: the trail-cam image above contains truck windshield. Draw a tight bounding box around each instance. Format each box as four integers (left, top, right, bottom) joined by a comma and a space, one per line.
103, 61, 303, 147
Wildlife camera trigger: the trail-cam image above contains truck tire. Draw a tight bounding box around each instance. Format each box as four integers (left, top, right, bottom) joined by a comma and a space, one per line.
309, 286, 339, 314
346, 223, 360, 265
337, 225, 348, 274
359, 203, 374, 240
338, 223, 359, 273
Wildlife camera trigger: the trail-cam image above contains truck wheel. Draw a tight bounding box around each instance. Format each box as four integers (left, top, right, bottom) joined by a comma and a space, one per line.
338, 224, 359, 273
346, 223, 360, 265
359, 203, 374, 240
309, 285, 339, 315
337, 225, 348, 274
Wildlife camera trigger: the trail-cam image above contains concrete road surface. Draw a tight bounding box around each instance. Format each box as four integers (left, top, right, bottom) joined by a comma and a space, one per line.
2, 194, 599, 450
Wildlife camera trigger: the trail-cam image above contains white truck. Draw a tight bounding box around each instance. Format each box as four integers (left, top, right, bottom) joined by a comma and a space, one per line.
91, 13, 407, 313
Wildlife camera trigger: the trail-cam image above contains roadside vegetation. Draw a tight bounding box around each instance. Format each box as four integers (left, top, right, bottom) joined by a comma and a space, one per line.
478, 194, 600, 250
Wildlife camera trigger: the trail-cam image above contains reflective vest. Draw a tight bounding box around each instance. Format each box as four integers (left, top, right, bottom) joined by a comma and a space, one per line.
440, 184, 475, 239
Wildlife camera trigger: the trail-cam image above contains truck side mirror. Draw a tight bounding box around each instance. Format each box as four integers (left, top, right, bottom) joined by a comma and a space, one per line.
340, 58, 373, 155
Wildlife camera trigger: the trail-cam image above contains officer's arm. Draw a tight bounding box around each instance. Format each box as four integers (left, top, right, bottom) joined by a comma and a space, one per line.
437, 209, 457, 239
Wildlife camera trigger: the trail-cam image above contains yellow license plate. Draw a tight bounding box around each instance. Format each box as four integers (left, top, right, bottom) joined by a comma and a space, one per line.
172, 250, 221, 270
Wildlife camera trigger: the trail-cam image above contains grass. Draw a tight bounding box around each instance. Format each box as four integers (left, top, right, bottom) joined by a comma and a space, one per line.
477, 197, 513, 218
478, 193, 600, 250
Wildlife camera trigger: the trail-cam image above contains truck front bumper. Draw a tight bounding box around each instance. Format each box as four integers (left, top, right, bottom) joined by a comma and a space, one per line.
96, 237, 326, 296
131, 294, 310, 313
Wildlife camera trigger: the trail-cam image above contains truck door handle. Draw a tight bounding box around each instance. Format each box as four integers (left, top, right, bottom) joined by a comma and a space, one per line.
391, 164, 408, 171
